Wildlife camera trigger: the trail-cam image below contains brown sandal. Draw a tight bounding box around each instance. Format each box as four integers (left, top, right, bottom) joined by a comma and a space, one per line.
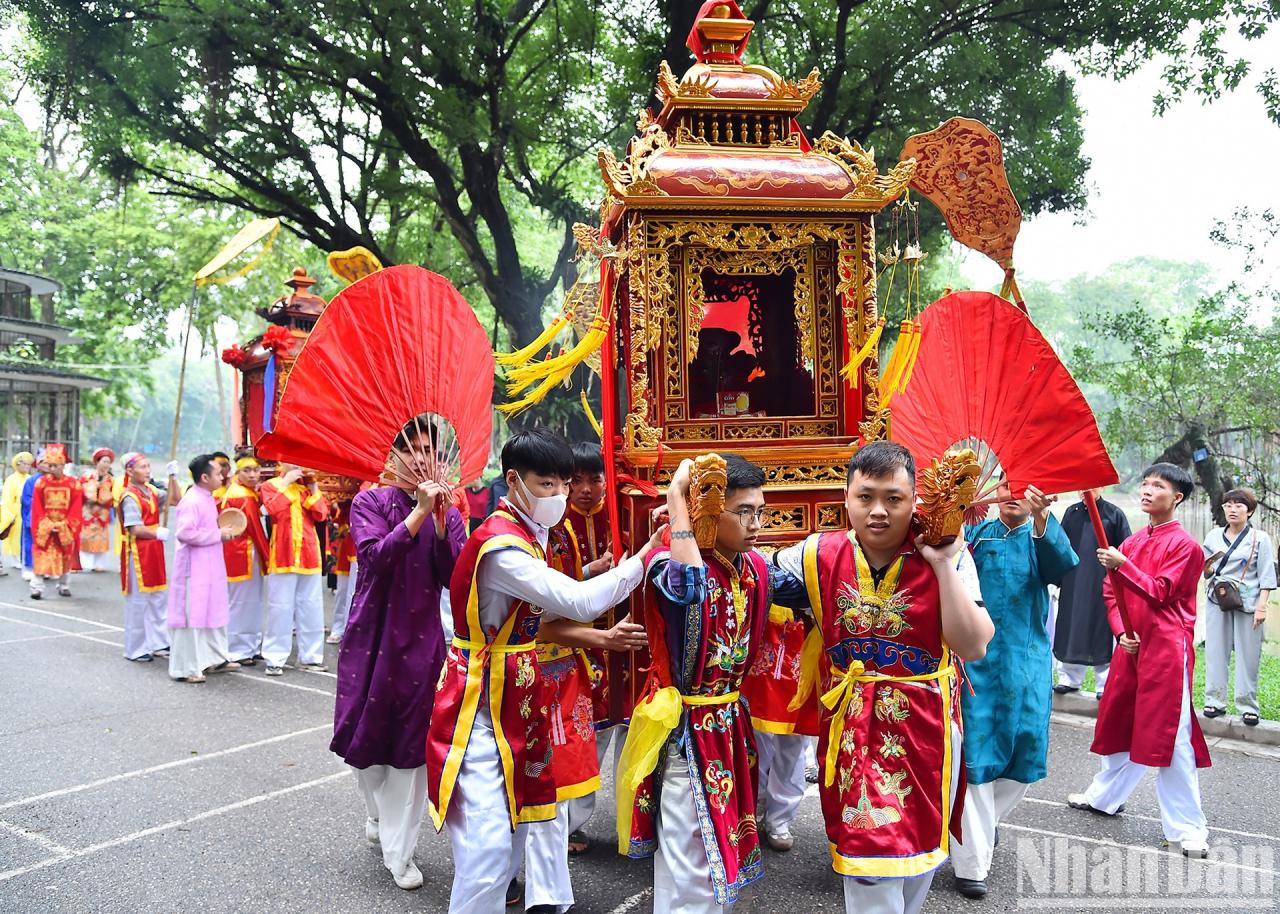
568, 830, 589, 855
182, 674, 207, 683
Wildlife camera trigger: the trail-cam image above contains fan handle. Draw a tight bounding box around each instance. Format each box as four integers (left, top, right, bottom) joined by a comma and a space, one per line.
1083, 491, 1134, 639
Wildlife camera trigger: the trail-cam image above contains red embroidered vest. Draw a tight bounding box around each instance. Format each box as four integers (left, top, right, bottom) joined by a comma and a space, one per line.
425, 505, 556, 830
119, 483, 166, 593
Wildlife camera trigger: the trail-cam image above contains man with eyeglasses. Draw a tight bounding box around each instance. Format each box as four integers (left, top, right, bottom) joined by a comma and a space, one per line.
619, 454, 808, 913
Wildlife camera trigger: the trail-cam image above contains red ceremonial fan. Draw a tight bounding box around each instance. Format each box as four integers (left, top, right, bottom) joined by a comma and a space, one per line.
889, 290, 1117, 507
255, 264, 494, 492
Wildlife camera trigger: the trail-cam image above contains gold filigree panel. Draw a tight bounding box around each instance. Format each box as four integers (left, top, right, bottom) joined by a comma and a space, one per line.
723, 421, 785, 440
648, 220, 856, 253
817, 502, 847, 530
765, 463, 848, 487
667, 424, 717, 442
762, 504, 809, 533
787, 420, 839, 437
652, 460, 851, 490
623, 218, 881, 450
815, 256, 836, 397
624, 218, 662, 450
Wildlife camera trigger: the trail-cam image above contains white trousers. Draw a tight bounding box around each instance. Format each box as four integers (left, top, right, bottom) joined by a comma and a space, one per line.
567, 724, 627, 832
1204, 602, 1265, 716
951, 778, 1029, 879
168, 626, 231, 679
31, 572, 69, 594
1058, 662, 1110, 692
122, 568, 168, 660
524, 804, 573, 913
263, 571, 324, 667
227, 567, 265, 661
755, 730, 807, 833
653, 745, 724, 914
842, 873, 934, 914
445, 713, 527, 914
331, 562, 357, 639
356, 764, 427, 876
79, 549, 114, 571
1081, 653, 1208, 843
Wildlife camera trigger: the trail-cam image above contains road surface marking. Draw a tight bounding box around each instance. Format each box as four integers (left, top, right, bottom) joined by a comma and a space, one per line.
0, 725, 331, 812
0, 600, 125, 631
0, 770, 351, 883
0, 818, 73, 858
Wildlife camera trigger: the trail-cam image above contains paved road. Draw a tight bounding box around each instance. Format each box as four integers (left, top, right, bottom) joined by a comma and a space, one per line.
1, 567, 1278, 913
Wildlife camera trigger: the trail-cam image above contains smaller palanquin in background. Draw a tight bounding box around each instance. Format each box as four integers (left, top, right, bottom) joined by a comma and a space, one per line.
222, 266, 361, 503
914, 448, 981, 545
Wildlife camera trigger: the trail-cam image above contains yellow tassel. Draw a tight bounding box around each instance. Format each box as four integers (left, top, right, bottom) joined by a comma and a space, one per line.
580, 390, 603, 438
496, 375, 561, 416
840, 319, 885, 383
897, 319, 924, 391
878, 319, 913, 401
494, 315, 571, 368
787, 626, 825, 713
498, 318, 610, 416
887, 319, 921, 400
505, 316, 608, 393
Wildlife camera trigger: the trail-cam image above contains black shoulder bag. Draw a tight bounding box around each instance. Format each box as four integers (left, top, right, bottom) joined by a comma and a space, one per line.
1211, 527, 1256, 612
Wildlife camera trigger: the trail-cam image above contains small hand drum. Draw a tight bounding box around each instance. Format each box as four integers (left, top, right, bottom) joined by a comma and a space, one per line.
217, 507, 248, 537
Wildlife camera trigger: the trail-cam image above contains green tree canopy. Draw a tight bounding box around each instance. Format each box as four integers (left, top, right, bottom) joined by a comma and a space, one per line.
0, 68, 327, 415
9, 0, 1275, 354
1071, 287, 1280, 520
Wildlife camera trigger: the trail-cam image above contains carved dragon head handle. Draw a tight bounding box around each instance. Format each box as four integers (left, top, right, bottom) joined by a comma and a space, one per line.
689, 453, 728, 551
913, 448, 982, 546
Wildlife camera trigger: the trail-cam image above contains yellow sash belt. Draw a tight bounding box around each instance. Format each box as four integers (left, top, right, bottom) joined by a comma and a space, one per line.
819, 661, 955, 787
452, 637, 537, 655
615, 687, 741, 853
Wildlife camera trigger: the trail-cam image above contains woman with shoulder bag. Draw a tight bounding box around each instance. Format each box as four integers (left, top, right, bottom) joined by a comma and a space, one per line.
1202, 488, 1276, 725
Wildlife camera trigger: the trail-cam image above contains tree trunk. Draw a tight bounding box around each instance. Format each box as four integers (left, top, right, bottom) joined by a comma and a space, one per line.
1157, 423, 1228, 525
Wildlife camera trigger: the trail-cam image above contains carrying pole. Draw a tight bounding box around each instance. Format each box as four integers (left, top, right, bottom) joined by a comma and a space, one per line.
165, 284, 197, 524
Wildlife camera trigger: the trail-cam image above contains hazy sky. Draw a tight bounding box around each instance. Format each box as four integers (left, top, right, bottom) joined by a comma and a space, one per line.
955, 30, 1280, 302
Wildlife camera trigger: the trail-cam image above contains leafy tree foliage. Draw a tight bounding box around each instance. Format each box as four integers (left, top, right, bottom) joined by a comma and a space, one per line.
0, 70, 325, 416
1070, 287, 1280, 520
10, 0, 1274, 356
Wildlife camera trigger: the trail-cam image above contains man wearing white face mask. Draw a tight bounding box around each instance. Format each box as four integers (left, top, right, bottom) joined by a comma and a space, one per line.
426, 428, 667, 914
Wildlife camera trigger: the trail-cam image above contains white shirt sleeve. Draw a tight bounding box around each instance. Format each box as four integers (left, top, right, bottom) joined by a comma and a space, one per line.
482, 547, 646, 623
773, 540, 806, 580
956, 547, 984, 604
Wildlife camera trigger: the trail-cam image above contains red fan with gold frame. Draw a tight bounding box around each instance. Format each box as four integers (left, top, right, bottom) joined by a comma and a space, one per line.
255, 265, 494, 496
889, 290, 1117, 505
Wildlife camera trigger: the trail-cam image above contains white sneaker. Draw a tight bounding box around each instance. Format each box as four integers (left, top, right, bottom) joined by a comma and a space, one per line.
392, 860, 423, 890
1180, 837, 1209, 858
365, 817, 380, 845
764, 827, 794, 852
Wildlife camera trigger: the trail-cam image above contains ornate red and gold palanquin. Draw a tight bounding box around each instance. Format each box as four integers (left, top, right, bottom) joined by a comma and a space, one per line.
595, 1, 917, 710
